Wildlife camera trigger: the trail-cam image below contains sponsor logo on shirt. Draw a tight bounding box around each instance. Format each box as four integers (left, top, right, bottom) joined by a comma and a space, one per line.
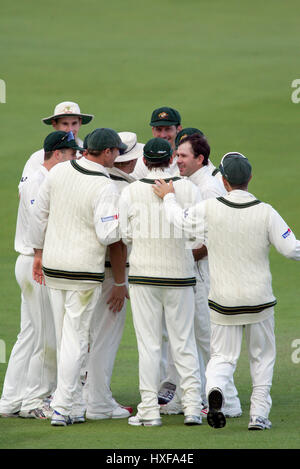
184, 208, 189, 218
101, 214, 119, 222
282, 228, 291, 238
30, 199, 35, 205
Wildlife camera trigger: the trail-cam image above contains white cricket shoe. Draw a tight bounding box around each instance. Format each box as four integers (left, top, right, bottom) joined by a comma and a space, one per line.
86, 405, 132, 420
128, 414, 162, 427
51, 411, 73, 426
184, 415, 202, 425
19, 406, 53, 420
158, 382, 176, 405
248, 415, 272, 430
71, 415, 86, 424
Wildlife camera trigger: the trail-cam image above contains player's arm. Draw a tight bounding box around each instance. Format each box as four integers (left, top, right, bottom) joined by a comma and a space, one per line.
268, 208, 300, 260
94, 184, 120, 246
32, 249, 45, 285
27, 175, 51, 250
153, 179, 206, 244
107, 240, 129, 313
118, 188, 133, 245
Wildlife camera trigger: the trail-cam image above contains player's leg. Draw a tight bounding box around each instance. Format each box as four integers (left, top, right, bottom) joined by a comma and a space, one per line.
0, 255, 34, 415
50, 286, 101, 420
85, 275, 129, 419
205, 323, 243, 428
20, 256, 57, 416
129, 284, 163, 421
164, 286, 202, 421
193, 263, 211, 406
246, 315, 275, 430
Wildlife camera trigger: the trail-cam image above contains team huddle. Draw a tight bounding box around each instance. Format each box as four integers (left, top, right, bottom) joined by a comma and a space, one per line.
0, 102, 299, 431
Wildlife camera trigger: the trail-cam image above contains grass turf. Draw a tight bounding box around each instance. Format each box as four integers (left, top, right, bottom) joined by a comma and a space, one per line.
0, 0, 300, 450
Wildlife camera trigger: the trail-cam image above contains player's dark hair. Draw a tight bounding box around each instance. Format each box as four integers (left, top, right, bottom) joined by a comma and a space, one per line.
44, 151, 53, 160
179, 134, 210, 165
87, 148, 116, 157
144, 159, 170, 169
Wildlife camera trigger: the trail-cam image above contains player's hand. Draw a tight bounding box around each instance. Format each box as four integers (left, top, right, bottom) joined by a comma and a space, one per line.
107, 284, 129, 313
32, 250, 45, 285
152, 179, 175, 199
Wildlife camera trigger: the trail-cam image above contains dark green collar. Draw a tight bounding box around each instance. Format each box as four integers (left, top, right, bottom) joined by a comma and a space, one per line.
71, 160, 109, 177
109, 174, 129, 182
217, 196, 261, 209
140, 176, 181, 184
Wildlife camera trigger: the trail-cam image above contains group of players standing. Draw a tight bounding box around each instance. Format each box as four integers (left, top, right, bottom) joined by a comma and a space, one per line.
0, 101, 299, 431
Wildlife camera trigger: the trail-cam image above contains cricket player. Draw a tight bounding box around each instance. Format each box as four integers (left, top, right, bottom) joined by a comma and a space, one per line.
161, 133, 242, 418
131, 106, 182, 180
0, 131, 80, 419
175, 127, 226, 183
19, 101, 93, 191
153, 152, 300, 430
131, 107, 183, 403
119, 137, 203, 427
28, 128, 127, 426
84, 132, 144, 420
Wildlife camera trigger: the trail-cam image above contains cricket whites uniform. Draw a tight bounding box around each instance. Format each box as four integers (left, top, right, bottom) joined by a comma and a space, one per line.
119, 168, 203, 420
28, 157, 120, 417
163, 189, 300, 419
84, 166, 135, 418
189, 166, 241, 414
0, 167, 57, 415
131, 156, 179, 387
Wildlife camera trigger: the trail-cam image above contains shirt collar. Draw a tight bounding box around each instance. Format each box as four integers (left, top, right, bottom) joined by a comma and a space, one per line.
145, 167, 173, 179
77, 157, 110, 177
189, 165, 210, 184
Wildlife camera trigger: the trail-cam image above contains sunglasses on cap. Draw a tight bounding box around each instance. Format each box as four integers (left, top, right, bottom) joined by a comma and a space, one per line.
52, 131, 75, 151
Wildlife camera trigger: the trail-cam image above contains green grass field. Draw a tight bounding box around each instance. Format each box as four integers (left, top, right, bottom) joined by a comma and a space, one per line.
1, 0, 300, 450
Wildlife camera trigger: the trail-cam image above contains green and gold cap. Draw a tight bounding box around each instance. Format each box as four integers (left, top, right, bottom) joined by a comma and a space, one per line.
143, 137, 173, 163
150, 106, 181, 127
43, 131, 83, 152
175, 127, 204, 148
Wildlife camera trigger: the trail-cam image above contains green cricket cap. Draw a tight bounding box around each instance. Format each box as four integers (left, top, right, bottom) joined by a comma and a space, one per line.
83, 133, 90, 150
43, 131, 83, 152
175, 127, 204, 149
143, 137, 173, 163
87, 128, 127, 152
219, 152, 252, 185
150, 106, 181, 127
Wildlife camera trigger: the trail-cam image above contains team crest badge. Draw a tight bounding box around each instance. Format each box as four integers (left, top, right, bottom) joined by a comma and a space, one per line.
158, 112, 168, 119
63, 105, 72, 114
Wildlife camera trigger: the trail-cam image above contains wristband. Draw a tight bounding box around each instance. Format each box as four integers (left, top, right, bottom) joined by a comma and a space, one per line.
114, 282, 126, 287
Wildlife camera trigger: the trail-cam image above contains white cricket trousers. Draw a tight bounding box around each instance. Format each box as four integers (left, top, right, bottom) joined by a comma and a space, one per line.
48, 286, 101, 417
206, 315, 276, 418
84, 274, 127, 415
160, 266, 211, 401
0, 255, 56, 413
130, 284, 202, 420
194, 260, 241, 413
